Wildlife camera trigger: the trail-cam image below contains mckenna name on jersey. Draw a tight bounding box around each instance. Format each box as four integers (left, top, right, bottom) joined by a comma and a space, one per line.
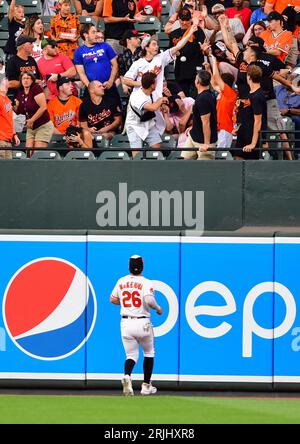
119, 281, 143, 291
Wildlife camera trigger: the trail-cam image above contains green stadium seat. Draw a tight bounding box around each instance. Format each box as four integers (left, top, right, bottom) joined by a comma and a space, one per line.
0, 31, 8, 49
97, 18, 105, 31
134, 16, 161, 34
12, 150, 27, 159
161, 0, 170, 27
133, 150, 165, 160
30, 150, 62, 159
164, 63, 175, 81
94, 134, 111, 148
157, 31, 170, 50
98, 150, 131, 160
110, 134, 131, 150
167, 150, 183, 160
0, 0, 9, 16
78, 15, 97, 26
15, 0, 42, 16
64, 150, 96, 160
0, 16, 9, 31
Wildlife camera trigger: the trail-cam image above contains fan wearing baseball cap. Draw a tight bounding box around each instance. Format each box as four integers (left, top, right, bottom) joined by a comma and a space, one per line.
169, 6, 206, 97
37, 38, 77, 100
123, 18, 198, 98
259, 11, 293, 62
118, 29, 142, 93
5, 35, 41, 92
47, 75, 82, 135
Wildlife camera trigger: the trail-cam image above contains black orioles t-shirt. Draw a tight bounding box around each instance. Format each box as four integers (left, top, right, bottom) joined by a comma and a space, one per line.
169, 28, 205, 81
79, 94, 122, 131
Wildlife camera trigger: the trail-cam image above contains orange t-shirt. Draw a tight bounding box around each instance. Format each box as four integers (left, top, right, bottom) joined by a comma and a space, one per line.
260, 29, 293, 61
47, 95, 82, 134
217, 83, 237, 133
0, 95, 14, 142
266, 0, 300, 14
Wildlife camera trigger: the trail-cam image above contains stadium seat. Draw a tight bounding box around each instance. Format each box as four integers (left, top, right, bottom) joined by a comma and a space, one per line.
167, 150, 183, 160
160, 133, 177, 148
12, 150, 26, 159
94, 134, 111, 149
64, 150, 96, 160
98, 150, 131, 160
215, 150, 229, 160
157, 32, 170, 50
134, 16, 161, 34
133, 150, 165, 160
97, 18, 105, 31
164, 63, 175, 81
161, 0, 170, 27
15, 0, 42, 16
30, 150, 61, 159
78, 16, 97, 26
0, 0, 8, 16
110, 134, 131, 150
0, 16, 8, 31
0, 31, 8, 50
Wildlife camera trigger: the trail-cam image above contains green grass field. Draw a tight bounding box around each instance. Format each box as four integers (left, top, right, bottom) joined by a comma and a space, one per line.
0, 395, 300, 424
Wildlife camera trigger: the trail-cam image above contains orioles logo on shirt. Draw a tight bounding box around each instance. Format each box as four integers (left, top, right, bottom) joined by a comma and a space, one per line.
138, 65, 162, 78
4, 102, 12, 113
239, 61, 248, 73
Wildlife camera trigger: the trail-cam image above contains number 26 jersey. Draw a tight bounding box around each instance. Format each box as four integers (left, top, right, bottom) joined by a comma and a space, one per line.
111, 274, 155, 318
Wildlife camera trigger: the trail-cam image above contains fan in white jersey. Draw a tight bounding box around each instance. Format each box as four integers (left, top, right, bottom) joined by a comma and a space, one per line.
110, 255, 163, 396
122, 20, 199, 97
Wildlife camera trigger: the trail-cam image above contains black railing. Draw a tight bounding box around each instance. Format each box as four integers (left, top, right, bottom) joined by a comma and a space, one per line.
1, 129, 299, 159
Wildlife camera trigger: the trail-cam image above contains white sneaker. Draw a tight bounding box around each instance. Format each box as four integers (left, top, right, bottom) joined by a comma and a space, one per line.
121, 375, 134, 396
141, 382, 157, 395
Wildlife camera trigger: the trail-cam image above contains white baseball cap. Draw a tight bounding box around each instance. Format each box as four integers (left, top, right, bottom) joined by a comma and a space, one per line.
141, 34, 157, 49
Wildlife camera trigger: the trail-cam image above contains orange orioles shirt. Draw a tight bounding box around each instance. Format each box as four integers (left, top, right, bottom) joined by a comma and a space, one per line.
50, 13, 81, 59
260, 28, 293, 62
47, 95, 82, 134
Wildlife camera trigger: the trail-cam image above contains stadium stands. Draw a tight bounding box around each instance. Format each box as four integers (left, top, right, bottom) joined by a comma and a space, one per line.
15, 0, 42, 16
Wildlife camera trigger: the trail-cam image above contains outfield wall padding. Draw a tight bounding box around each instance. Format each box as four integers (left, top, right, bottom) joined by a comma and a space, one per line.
0, 230, 300, 391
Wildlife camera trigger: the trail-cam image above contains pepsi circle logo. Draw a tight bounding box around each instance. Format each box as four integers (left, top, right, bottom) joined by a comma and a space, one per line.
2, 258, 97, 360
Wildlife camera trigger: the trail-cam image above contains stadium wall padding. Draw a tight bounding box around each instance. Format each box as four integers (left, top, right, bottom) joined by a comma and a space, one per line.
0, 161, 242, 231
1, 231, 300, 391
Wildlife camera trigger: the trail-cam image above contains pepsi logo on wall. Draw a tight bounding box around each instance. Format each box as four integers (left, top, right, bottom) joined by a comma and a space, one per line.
2, 258, 97, 361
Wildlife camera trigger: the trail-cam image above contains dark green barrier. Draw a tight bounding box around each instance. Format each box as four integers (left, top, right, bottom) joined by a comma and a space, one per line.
0, 161, 243, 231
244, 162, 300, 226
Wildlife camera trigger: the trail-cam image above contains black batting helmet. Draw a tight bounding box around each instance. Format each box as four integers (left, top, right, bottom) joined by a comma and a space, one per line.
129, 255, 144, 275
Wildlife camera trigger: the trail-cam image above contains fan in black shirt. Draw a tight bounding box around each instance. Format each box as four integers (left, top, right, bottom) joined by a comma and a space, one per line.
4, 0, 25, 58
232, 64, 267, 160
79, 80, 123, 140
169, 6, 205, 97
5, 35, 41, 94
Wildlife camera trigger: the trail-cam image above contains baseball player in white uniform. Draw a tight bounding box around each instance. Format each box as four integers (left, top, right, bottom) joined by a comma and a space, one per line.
110, 255, 163, 396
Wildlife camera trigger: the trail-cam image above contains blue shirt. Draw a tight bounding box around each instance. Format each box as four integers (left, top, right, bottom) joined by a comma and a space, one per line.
250, 8, 267, 26
73, 42, 116, 83
275, 85, 300, 110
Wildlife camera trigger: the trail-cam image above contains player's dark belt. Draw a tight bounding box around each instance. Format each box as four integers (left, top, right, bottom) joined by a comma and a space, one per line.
122, 316, 148, 319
